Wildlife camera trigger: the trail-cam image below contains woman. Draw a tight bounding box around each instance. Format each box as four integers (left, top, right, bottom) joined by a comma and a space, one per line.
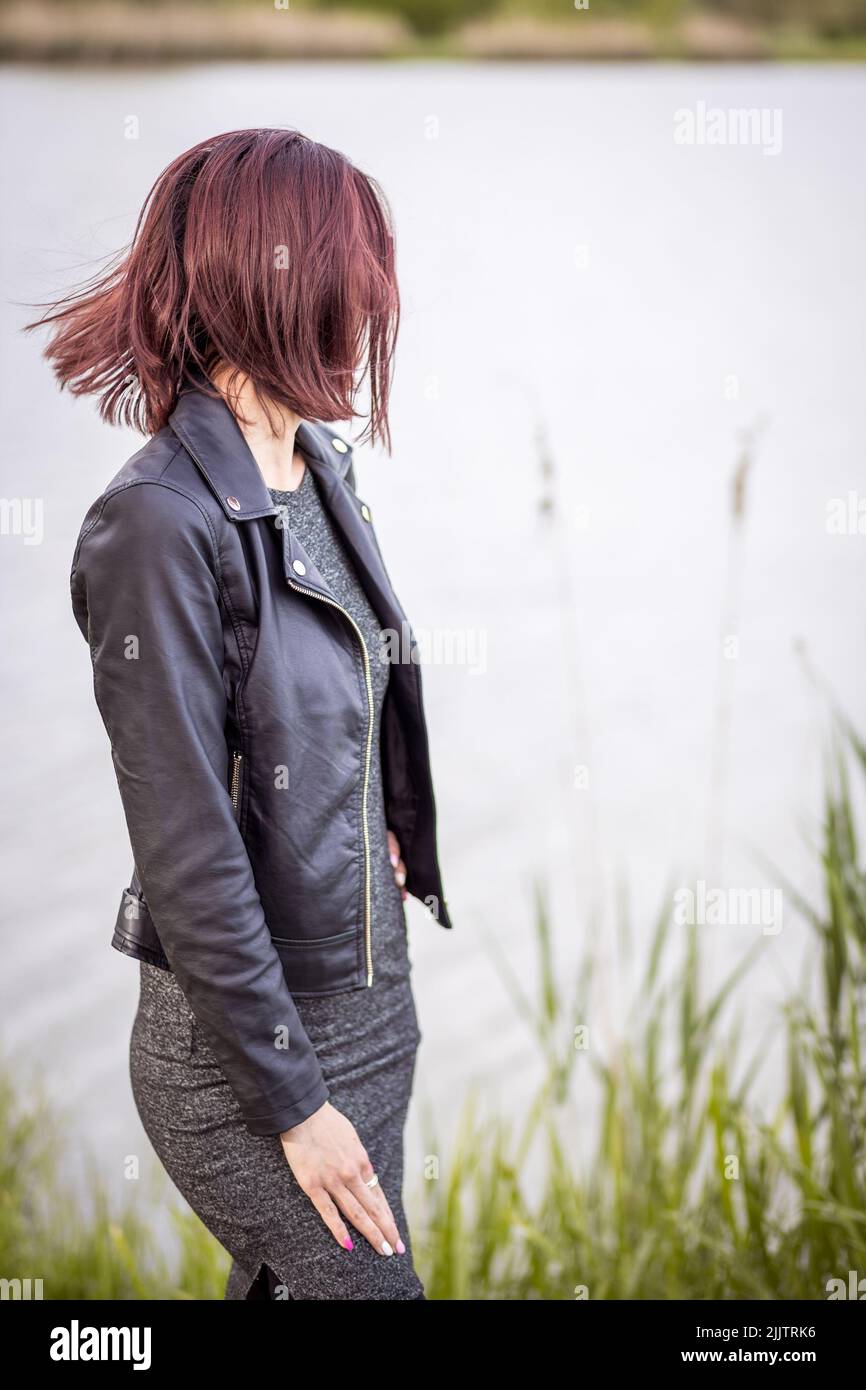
33, 128, 451, 1300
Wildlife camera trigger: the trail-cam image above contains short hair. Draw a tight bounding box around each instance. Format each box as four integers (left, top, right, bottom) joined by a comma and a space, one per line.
29, 128, 399, 449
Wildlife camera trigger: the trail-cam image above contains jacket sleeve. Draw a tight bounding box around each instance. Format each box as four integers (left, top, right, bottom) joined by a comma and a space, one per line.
71, 479, 330, 1136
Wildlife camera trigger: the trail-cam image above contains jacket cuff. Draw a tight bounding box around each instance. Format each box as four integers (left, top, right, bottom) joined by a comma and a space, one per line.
244, 1074, 330, 1137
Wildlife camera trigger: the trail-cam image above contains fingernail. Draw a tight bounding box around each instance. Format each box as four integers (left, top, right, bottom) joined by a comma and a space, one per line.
396, 870, 406, 886
343, 1237, 354, 1251
396, 1238, 406, 1255
390, 852, 398, 867
381, 1240, 394, 1257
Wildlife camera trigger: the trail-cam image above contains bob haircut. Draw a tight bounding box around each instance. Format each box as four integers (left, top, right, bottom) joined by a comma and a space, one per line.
30, 128, 400, 450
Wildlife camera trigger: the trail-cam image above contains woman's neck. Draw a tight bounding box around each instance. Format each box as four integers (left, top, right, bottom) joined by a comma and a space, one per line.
211, 366, 306, 492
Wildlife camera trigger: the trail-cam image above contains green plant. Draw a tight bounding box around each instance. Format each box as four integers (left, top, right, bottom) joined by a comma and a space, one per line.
0, 1070, 228, 1299
412, 728, 866, 1299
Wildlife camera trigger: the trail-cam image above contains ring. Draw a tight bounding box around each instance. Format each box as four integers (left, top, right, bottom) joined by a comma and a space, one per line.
365, 1173, 380, 1189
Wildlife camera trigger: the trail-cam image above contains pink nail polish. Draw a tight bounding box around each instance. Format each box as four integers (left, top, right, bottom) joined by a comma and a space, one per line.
343, 1237, 354, 1251
396, 1238, 406, 1255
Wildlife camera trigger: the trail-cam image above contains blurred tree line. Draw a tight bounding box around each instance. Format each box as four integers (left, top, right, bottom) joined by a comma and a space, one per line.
705, 0, 866, 37
311, 0, 866, 38
32, 0, 866, 38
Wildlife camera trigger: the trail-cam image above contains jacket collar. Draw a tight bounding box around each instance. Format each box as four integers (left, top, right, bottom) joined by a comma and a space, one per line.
167, 378, 354, 524
167, 379, 406, 634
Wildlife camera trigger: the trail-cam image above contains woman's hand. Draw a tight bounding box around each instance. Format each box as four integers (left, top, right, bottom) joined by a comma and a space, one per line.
280, 837, 409, 1256
280, 1102, 406, 1257
387, 830, 408, 900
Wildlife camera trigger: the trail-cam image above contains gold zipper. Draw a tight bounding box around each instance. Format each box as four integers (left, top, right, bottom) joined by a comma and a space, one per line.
230, 750, 243, 815
286, 578, 375, 986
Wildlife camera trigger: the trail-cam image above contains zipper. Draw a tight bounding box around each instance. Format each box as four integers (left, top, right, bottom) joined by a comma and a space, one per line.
229, 749, 243, 818
286, 578, 375, 986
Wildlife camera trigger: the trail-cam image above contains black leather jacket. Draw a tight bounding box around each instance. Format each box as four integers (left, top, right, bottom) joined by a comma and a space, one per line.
71, 384, 451, 1136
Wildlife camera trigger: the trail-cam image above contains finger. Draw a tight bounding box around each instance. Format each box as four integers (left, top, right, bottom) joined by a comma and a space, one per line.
394, 857, 407, 889
352, 1151, 403, 1250
332, 1184, 394, 1257
348, 1175, 402, 1253
387, 830, 401, 869
306, 1185, 355, 1252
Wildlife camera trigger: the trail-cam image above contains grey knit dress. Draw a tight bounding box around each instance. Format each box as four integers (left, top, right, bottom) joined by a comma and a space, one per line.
129, 462, 426, 1301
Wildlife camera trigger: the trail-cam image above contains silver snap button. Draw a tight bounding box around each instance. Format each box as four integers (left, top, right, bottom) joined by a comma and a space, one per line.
226, 495, 241, 511
331, 438, 348, 454
292, 559, 306, 576
360, 503, 371, 521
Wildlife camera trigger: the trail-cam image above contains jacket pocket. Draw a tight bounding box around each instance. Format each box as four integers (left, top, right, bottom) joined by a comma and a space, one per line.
269, 927, 361, 997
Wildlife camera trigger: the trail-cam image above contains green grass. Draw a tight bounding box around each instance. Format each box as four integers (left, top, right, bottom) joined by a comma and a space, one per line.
413, 727, 866, 1299
1, 725, 864, 1299
0, 1072, 229, 1299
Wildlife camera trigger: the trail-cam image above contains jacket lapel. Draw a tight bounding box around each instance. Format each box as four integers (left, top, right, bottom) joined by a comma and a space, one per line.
168, 384, 407, 634
299, 439, 408, 639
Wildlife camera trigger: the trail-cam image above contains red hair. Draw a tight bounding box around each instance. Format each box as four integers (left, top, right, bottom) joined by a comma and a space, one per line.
29, 128, 400, 450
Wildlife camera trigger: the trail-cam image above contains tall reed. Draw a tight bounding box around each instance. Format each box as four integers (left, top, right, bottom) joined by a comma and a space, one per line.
413, 728, 866, 1299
